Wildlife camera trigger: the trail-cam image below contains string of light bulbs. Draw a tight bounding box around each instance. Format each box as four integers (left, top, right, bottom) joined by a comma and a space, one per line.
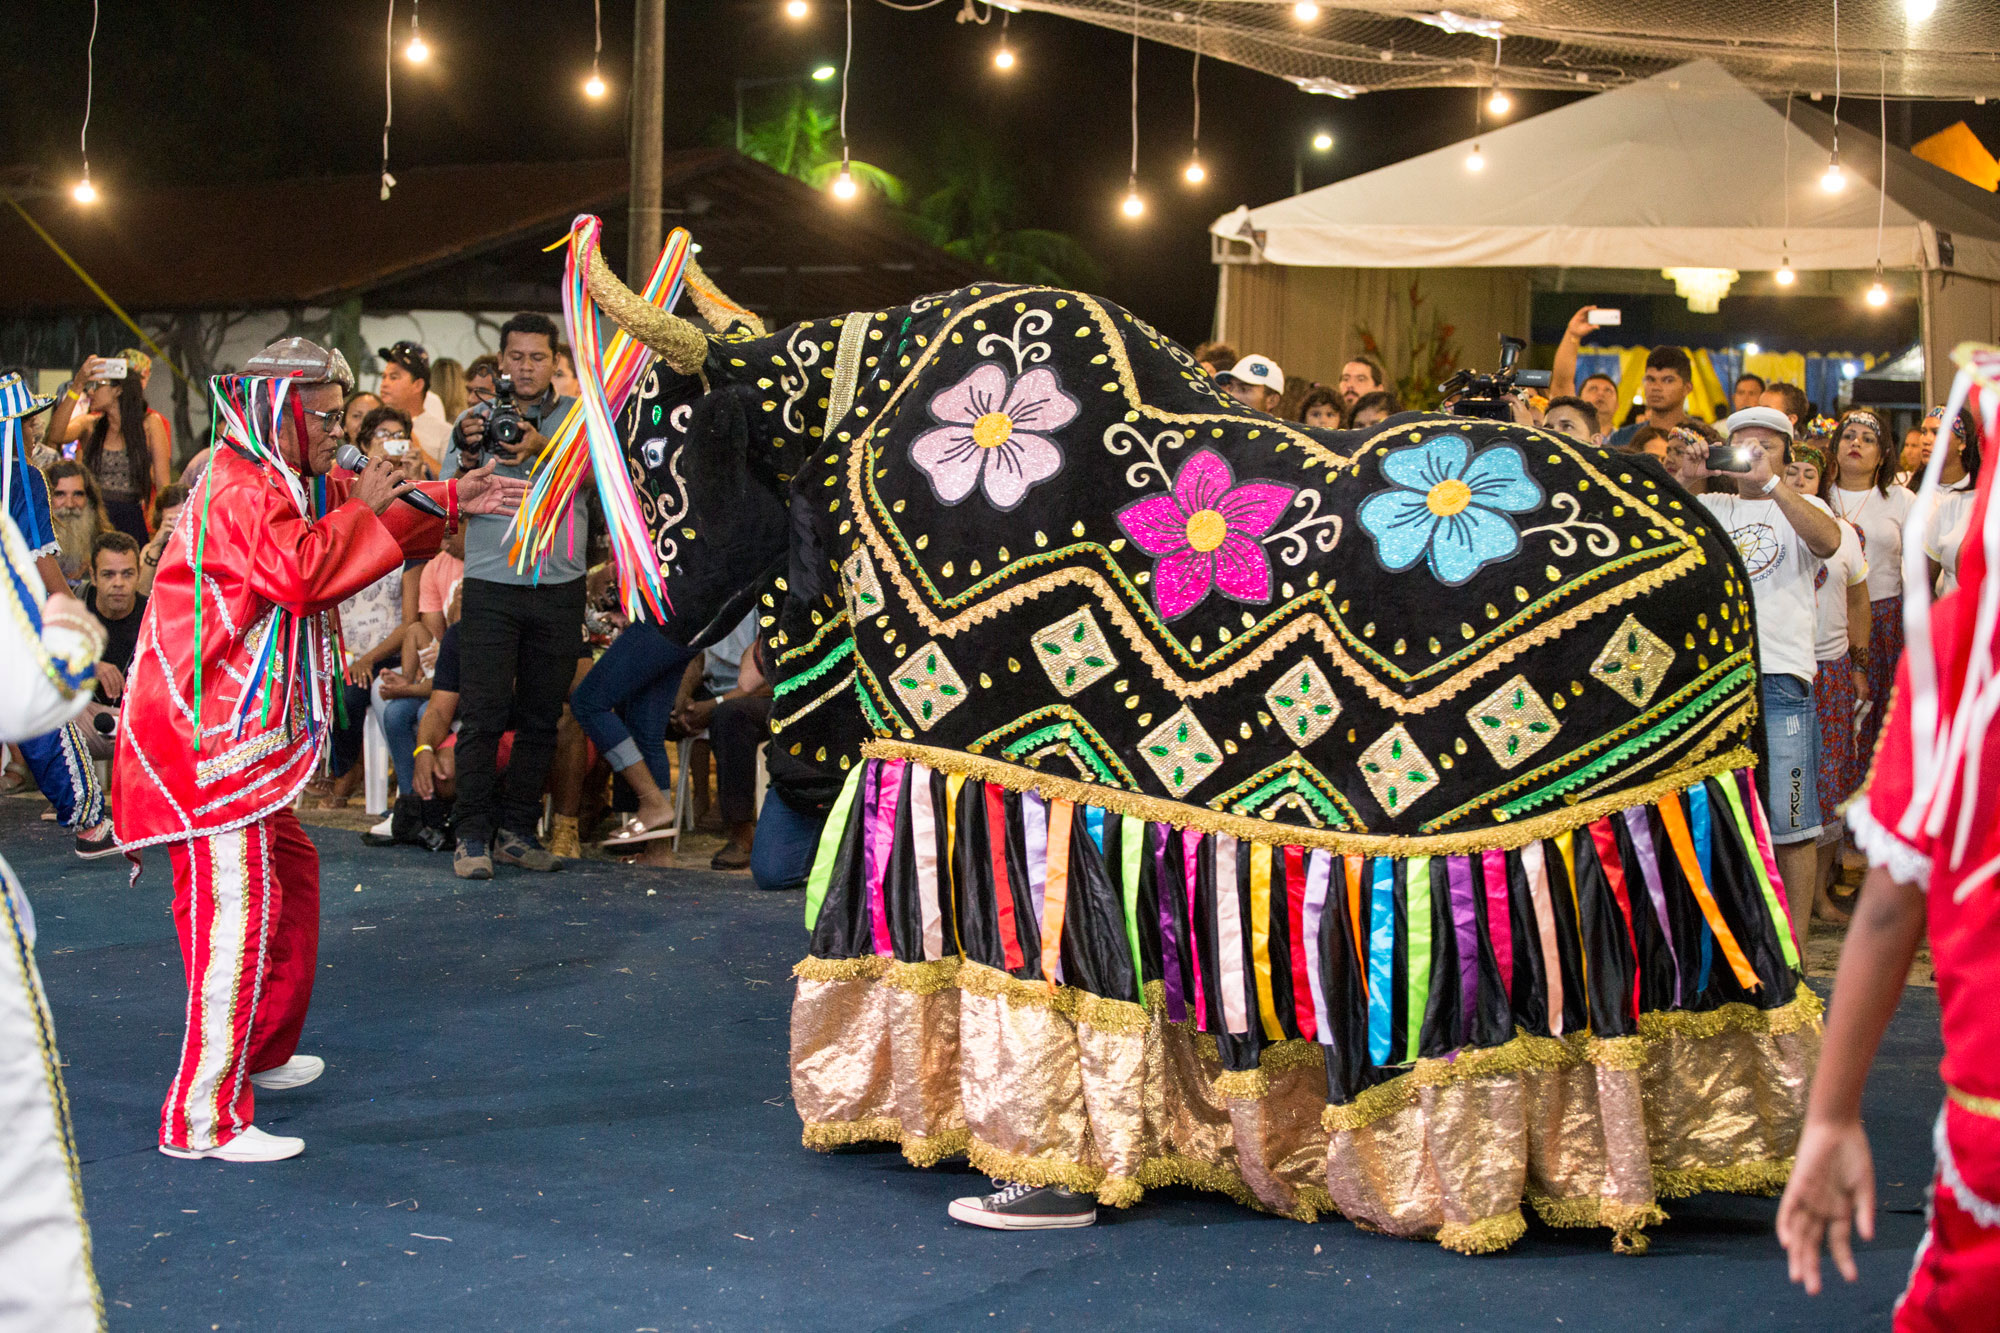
830, 0, 858, 199
1121, 1, 1144, 217
1184, 14, 1205, 185
381, 0, 398, 200
71, 0, 100, 203
1822, 0, 1845, 192
1867, 53, 1889, 307
994, 12, 1014, 69
586, 0, 607, 97
406, 0, 429, 63
1776, 92, 1797, 286
1486, 37, 1510, 117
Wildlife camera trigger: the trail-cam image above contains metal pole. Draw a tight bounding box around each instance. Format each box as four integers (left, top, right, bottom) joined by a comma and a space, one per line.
735, 79, 745, 152
628, 0, 666, 280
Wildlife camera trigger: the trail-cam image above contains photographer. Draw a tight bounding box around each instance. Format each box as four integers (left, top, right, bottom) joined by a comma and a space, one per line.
439, 312, 586, 879
1681, 406, 1841, 943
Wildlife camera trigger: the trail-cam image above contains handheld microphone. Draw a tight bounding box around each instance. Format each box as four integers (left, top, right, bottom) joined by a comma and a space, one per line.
336, 443, 447, 519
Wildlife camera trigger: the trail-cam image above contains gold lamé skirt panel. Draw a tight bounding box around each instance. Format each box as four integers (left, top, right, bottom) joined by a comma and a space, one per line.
790, 960, 1818, 1251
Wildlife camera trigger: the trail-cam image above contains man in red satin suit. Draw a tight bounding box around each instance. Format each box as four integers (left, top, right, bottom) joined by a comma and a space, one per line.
115, 337, 523, 1162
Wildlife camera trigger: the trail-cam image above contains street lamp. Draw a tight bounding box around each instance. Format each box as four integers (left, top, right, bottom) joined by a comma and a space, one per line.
736, 67, 838, 152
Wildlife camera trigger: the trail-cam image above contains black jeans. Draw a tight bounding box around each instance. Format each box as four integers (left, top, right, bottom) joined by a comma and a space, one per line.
710, 694, 773, 827
452, 576, 586, 846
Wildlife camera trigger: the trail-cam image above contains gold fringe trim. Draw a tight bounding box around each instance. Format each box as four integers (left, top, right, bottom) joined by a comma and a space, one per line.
1528, 1195, 1669, 1254
801, 1118, 972, 1168
1262, 1039, 1329, 1076
1210, 1040, 1327, 1101
1211, 1068, 1270, 1100
1323, 983, 1821, 1133
1653, 1160, 1791, 1199
1637, 986, 1824, 1041
965, 1139, 1114, 1199
792, 955, 963, 995
861, 738, 1756, 858
1436, 1209, 1529, 1255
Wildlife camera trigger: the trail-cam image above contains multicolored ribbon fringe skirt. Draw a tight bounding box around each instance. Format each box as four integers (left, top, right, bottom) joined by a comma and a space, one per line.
792, 748, 1819, 1253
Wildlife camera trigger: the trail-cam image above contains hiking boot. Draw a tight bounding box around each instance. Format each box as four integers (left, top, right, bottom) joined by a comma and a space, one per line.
947, 1182, 1097, 1230
454, 837, 493, 880
547, 814, 582, 860
494, 828, 560, 872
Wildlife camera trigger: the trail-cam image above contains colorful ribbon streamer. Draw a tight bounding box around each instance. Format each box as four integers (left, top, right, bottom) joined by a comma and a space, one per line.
508, 216, 692, 620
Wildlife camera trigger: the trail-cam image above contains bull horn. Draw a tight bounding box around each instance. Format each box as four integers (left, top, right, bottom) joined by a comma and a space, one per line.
585, 247, 709, 376
685, 257, 767, 337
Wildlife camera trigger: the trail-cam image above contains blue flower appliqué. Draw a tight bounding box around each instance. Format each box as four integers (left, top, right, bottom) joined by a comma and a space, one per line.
1356, 434, 1544, 585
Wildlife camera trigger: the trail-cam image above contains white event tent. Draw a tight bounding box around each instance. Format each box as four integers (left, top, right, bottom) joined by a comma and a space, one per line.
1209, 59, 2000, 403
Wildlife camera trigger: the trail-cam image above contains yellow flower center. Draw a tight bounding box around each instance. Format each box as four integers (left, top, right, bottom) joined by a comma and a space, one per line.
1426, 478, 1473, 517
971, 411, 1014, 450
1184, 508, 1229, 553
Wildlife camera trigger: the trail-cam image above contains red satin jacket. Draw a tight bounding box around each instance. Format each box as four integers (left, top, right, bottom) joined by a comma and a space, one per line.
113, 447, 445, 849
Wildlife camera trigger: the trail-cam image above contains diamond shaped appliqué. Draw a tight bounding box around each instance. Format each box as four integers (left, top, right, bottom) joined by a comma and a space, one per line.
1138, 707, 1222, 799
1590, 613, 1675, 708
1466, 673, 1562, 770
1033, 607, 1119, 697
1357, 724, 1436, 817
891, 640, 968, 730
1264, 656, 1341, 749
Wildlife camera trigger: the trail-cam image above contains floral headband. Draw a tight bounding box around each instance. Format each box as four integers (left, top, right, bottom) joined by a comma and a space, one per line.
1840, 409, 1884, 437
1805, 414, 1840, 438
1925, 405, 1968, 438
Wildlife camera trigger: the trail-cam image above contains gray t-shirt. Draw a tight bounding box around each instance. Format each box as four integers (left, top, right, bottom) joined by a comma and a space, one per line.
441, 388, 587, 586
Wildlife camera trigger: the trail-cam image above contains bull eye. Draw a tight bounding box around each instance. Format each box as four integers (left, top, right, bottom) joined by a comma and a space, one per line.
643, 439, 667, 468
651, 405, 663, 425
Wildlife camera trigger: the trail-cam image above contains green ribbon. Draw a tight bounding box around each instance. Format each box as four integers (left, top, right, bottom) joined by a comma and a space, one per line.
1404, 856, 1433, 1064
803, 763, 867, 933
1714, 776, 1800, 970
1120, 812, 1145, 1008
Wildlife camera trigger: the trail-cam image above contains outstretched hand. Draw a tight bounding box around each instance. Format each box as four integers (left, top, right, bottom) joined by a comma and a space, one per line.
456, 460, 528, 517
1778, 1118, 1877, 1295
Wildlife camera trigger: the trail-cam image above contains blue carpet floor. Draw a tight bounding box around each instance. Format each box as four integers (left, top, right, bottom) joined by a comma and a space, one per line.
9, 797, 1941, 1331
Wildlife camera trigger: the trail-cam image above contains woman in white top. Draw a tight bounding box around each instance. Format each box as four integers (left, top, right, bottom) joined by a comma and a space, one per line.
1921, 405, 1981, 597
1790, 445, 1871, 921
1819, 408, 1912, 764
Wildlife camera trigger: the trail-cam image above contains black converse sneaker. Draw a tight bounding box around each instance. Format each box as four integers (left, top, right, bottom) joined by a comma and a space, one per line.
947, 1181, 1097, 1230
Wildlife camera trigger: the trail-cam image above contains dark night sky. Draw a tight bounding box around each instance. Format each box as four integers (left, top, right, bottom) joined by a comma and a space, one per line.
7, 1, 2000, 345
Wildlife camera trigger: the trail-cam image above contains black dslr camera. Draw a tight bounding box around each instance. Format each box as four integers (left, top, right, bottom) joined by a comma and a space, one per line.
1440, 335, 1552, 423
486, 372, 525, 449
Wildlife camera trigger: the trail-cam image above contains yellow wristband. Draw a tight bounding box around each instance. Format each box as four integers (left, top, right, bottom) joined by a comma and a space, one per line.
413, 744, 434, 756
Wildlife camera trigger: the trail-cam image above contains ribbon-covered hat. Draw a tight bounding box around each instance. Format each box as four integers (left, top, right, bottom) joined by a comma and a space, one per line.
0, 371, 55, 421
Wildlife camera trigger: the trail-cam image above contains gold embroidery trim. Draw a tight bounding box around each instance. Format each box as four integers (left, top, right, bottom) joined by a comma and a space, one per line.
1948, 1085, 2000, 1119
861, 738, 1757, 858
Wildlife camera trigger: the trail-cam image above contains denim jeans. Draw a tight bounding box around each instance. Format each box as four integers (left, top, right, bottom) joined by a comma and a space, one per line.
381, 695, 425, 797
569, 626, 697, 790
1759, 673, 1821, 845
751, 788, 828, 892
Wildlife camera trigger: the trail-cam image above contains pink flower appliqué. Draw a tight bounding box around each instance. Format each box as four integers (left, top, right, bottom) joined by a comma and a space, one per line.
908, 362, 1078, 511
1116, 449, 1297, 621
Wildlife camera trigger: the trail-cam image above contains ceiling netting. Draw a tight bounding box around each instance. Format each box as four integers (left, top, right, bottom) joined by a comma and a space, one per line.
999, 1, 2000, 99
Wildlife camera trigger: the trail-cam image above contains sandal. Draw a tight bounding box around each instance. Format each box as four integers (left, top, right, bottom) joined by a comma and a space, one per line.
600, 814, 677, 849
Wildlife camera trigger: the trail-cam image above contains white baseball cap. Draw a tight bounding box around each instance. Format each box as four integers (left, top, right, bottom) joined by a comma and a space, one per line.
1218, 355, 1285, 395
1722, 405, 1794, 442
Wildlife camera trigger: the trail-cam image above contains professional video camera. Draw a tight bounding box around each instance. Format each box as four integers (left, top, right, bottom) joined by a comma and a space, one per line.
485, 373, 526, 451
1439, 335, 1552, 423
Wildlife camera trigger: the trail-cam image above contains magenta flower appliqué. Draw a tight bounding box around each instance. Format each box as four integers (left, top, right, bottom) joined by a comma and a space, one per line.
1116, 449, 1297, 621
908, 362, 1079, 511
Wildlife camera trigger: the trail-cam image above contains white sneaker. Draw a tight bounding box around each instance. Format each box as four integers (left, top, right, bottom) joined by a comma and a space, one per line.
159, 1125, 305, 1162
249, 1054, 324, 1091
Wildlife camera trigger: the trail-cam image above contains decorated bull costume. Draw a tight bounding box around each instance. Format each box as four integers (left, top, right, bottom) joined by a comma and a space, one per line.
580, 236, 1818, 1253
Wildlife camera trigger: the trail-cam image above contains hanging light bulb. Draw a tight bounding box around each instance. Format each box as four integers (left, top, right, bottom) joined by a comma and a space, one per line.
1775, 260, 1797, 287
1866, 267, 1890, 307
1487, 79, 1511, 117
1293, 2, 1321, 19
584, 69, 607, 98
830, 166, 858, 200
1906, 0, 1935, 17
994, 43, 1015, 70
1311, 131, 1334, 152
1821, 151, 1845, 192
406, 31, 429, 62
71, 173, 97, 205
1184, 155, 1206, 185
1121, 181, 1145, 218
785, 0, 809, 18
1466, 142, 1485, 172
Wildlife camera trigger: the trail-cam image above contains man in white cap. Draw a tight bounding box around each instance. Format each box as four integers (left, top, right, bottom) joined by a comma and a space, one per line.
1215, 355, 1285, 414
1680, 405, 1842, 940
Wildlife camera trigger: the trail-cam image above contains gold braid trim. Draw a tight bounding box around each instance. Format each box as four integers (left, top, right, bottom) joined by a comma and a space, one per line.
1638, 986, 1824, 1040
802, 1118, 972, 1167
791, 955, 962, 995
583, 248, 708, 375
1323, 983, 1821, 1133
684, 257, 767, 336
1653, 1160, 1791, 1199
1436, 1209, 1529, 1255
861, 739, 1755, 857
1527, 1195, 1669, 1254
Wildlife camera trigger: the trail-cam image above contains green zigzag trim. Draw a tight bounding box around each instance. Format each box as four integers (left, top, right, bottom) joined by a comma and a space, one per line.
774, 636, 855, 698
970, 705, 1137, 788
1214, 754, 1361, 830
